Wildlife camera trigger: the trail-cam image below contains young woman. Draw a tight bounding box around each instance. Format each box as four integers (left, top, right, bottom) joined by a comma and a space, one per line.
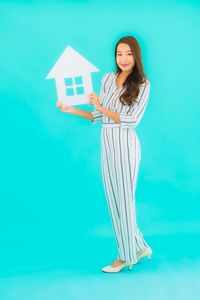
56, 35, 152, 273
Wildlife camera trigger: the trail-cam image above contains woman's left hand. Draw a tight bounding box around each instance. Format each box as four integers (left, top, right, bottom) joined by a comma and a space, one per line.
88, 92, 101, 109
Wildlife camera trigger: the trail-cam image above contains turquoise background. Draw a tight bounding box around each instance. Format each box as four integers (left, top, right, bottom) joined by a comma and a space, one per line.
0, 0, 200, 299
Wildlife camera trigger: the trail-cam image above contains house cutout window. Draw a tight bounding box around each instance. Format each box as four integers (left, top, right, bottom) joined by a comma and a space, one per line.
64, 76, 85, 96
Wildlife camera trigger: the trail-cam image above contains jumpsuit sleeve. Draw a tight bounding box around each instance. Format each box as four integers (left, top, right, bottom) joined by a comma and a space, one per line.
91, 73, 109, 123
119, 80, 151, 129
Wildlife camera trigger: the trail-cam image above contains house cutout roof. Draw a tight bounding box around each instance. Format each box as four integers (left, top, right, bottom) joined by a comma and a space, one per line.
46, 46, 99, 79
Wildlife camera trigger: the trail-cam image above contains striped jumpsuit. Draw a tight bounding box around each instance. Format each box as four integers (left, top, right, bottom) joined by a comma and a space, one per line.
91, 72, 151, 264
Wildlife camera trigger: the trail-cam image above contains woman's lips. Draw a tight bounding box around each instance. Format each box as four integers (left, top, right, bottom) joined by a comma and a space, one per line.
121, 64, 129, 67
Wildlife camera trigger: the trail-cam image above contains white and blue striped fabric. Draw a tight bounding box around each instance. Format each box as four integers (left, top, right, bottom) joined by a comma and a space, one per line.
91, 72, 150, 129
92, 72, 151, 264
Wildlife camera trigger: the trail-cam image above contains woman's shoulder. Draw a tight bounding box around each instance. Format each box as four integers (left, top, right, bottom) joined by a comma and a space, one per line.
102, 72, 116, 82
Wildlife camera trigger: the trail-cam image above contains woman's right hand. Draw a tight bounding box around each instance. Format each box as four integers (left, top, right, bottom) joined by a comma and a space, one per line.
56, 101, 74, 113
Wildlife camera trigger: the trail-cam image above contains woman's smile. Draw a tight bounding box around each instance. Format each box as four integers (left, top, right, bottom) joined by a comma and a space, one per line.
120, 64, 130, 67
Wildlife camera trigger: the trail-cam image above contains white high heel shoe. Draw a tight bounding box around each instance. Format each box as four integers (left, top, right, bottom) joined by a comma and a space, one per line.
137, 247, 152, 261
102, 261, 134, 273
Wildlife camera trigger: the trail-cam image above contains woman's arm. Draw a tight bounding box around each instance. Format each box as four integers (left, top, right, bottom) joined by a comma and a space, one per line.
56, 101, 94, 121
95, 105, 120, 123
68, 107, 94, 121
96, 80, 151, 128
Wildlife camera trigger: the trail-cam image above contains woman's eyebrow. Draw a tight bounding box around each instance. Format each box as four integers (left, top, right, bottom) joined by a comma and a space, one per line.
117, 50, 132, 53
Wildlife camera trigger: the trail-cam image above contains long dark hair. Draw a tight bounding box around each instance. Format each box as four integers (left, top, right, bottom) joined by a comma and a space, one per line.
114, 36, 148, 106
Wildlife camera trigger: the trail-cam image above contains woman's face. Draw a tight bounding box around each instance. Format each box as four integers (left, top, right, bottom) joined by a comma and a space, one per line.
116, 43, 135, 73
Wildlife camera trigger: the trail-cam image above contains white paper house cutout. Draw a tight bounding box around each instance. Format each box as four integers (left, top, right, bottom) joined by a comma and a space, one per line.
45, 46, 100, 106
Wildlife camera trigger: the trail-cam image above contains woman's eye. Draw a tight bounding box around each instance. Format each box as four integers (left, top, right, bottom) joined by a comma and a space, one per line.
117, 53, 132, 56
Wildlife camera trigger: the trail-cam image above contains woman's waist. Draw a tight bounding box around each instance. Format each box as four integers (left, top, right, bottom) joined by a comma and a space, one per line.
102, 122, 121, 128
102, 122, 136, 130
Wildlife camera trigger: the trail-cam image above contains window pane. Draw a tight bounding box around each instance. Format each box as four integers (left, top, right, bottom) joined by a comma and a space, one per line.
64, 77, 73, 86
76, 86, 84, 95
66, 88, 74, 96
75, 76, 83, 85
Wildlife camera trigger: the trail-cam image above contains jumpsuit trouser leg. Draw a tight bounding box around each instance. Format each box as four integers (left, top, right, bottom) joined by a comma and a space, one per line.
101, 126, 150, 264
